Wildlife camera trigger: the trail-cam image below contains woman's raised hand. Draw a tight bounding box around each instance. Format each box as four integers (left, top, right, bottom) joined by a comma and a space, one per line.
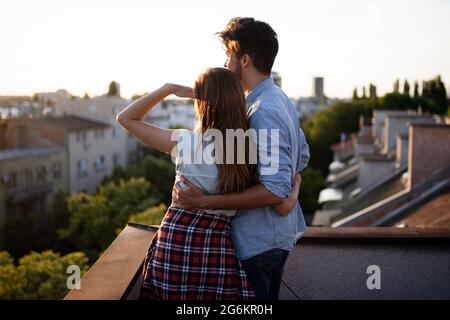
165, 83, 195, 99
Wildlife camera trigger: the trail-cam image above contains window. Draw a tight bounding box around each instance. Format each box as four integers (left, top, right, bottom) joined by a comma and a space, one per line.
112, 126, 120, 138
4, 172, 17, 190
128, 151, 137, 165
112, 105, 121, 117
52, 162, 62, 179
15, 169, 33, 189
77, 160, 88, 177
94, 129, 104, 140
35, 166, 47, 185
113, 153, 120, 168
90, 104, 97, 113
94, 155, 106, 173
76, 131, 87, 143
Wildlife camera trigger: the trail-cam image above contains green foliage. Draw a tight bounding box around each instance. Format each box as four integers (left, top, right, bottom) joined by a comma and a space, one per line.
129, 203, 168, 226
303, 100, 373, 174
58, 178, 156, 260
103, 149, 175, 206
352, 87, 358, 100
0, 190, 70, 258
58, 193, 113, 259
298, 167, 325, 218
369, 84, 377, 99
381, 93, 414, 111
99, 178, 157, 229
0, 250, 89, 300
421, 75, 448, 114
107, 81, 120, 97
403, 80, 410, 96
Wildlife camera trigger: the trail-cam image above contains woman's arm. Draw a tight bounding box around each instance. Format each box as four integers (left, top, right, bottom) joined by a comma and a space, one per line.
116, 84, 193, 154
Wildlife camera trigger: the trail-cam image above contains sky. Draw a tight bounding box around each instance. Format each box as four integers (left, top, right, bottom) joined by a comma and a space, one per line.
1, 0, 450, 99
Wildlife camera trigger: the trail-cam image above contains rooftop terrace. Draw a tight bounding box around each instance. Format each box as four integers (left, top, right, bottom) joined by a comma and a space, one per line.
65, 223, 450, 300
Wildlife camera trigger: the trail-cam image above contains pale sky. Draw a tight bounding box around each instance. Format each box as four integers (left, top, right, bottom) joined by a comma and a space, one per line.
1, 0, 449, 99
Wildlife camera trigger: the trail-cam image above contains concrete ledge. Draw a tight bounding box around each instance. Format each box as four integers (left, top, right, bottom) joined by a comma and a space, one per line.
64, 223, 157, 300
65, 224, 450, 300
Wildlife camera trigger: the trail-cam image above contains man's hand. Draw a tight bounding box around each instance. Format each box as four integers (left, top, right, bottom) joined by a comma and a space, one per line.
171, 176, 208, 210
273, 173, 302, 216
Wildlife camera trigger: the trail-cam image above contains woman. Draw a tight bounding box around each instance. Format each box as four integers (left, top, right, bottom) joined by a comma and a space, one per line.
116, 68, 300, 300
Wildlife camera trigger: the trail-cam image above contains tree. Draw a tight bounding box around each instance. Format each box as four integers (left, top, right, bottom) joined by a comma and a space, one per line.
362, 86, 367, 99
101, 149, 176, 207
107, 81, 120, 97
0, 190, 72, 259
382, 93, 413, 111
302, 100, 373, 175
129, 203, 168, 226
58, 193, 113, 259
99, 178, 158, 232
58, 178, 157, 259
421, 75, 448, 114
403, 80, 410, 96
369, 84, 377, 99
413, 81, 419, 98
352, 87, 358, 100
131, 93, 147, 101
298, 167, 325, 221
0, 250, 89, 300
393, 79, 400, 93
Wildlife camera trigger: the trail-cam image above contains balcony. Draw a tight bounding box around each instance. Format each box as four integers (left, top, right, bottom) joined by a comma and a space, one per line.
5, 183, 53, 205
64, 223, 450, 300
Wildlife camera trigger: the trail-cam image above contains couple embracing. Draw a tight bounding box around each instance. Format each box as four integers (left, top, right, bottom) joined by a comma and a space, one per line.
117, 17, 310, 300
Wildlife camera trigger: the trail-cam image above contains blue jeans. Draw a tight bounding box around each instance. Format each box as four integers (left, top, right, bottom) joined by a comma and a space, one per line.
241, 248, 290, 300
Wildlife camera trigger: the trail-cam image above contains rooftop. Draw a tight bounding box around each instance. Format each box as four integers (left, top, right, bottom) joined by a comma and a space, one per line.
317, 169, 407, 226
0, 146, 66, 162
394, 189, 450, 228
34, 115, 109, 131
64, 223, 450, 300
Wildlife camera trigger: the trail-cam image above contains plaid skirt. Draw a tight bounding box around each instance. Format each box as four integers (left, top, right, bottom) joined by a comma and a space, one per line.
139, 206, 255, 300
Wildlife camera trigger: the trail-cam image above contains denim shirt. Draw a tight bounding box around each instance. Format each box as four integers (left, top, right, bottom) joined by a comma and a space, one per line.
231, 78, 310, 261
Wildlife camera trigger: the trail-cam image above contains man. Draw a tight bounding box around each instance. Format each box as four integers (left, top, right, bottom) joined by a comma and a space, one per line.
172, 17, 310, 300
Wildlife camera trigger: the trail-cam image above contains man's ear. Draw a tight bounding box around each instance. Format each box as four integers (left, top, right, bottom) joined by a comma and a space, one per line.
240, 54, 251, 69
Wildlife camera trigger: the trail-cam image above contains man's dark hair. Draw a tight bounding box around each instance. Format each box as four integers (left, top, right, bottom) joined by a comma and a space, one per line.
216, 17, 278, 75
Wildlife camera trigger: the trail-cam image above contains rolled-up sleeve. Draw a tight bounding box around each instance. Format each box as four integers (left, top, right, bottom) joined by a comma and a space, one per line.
298, 128, 310, 171
250, 107, 292, 199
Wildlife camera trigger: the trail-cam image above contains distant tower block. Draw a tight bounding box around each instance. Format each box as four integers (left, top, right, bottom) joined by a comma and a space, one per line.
272, 71, 282, 88
313, 77, 324, 99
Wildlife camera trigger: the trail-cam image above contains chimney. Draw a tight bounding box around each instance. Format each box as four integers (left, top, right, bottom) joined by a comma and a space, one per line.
408, 123, 450, 189
372, 111, 409, 150
382, 115, 435, 154
355, 115, 374, 156
396, 133, 409, 168
358, 154, 396, 191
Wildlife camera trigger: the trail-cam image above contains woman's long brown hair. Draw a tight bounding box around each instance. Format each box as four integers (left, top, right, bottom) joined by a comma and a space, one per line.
194, 67, 255, 194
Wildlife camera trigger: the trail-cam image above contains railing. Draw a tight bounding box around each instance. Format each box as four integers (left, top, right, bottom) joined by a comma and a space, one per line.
5, 182, 53, 204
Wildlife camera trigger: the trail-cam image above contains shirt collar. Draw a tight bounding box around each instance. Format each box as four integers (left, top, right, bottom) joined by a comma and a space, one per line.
246, 77, 274, 107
